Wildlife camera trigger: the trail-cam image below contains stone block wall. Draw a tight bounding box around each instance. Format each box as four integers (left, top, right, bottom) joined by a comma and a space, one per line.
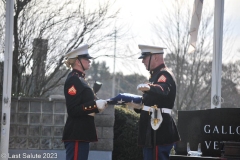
0, 97, 114, 152
92, 106, 115, 151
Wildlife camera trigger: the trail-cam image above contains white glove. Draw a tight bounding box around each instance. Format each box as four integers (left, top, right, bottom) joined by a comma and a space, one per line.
137, 83, 150, 92
96, 99, 108, 112
126, 102, 143, 110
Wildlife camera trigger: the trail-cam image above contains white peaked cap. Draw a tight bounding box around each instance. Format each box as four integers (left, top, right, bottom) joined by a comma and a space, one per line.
139, 44, 166, 53
65, 44, 92, 59
138, 44, 166, 59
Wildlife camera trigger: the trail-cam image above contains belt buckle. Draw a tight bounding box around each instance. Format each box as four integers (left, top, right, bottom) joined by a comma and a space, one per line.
151, 105, 158, 110
151, 105, 159, 126
148, 105, 157, 115
147, 105, 158, 115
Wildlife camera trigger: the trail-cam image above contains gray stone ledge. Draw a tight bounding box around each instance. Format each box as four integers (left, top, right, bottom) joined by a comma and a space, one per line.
94, 115, 115, 127
90, 139, 113, 151
102, 127, 114, 139
101, 105, 115, 115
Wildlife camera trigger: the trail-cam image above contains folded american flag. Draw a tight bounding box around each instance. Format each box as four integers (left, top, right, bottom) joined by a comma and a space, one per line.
107, 93, 142, 105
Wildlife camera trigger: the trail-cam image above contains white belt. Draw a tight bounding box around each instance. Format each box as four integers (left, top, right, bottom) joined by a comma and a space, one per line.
142, 105, 172, 115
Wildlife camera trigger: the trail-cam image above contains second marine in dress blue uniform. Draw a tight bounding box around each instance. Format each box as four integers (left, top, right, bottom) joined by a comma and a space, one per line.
135, 63, 180, 146
134, 44, 180, 160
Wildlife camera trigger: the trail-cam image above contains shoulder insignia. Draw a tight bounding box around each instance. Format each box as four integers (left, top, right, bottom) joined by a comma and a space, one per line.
68, 85, 77, 95
158, 75, 167, 83
160, 67, 177, 83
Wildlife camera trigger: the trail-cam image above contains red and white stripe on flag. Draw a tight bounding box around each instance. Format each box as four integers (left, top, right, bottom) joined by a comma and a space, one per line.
188, 0, 203, 53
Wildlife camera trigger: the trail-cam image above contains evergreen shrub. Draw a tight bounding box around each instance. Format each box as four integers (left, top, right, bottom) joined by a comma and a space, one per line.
113, 106, 143, 160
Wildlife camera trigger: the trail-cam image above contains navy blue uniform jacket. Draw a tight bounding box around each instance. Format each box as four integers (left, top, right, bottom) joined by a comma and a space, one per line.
135, 64, 180, 146
62, 69, 99, 142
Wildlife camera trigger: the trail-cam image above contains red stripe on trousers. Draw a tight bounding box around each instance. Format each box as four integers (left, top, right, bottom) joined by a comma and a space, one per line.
74, 141, 79, 160
155, 146, 158, 160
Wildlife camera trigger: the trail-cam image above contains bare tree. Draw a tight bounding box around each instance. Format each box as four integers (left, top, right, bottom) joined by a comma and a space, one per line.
0, 0, 119, 97
149, 0, 212, 111
151, 0, 237, 112
221, 61, 240, 108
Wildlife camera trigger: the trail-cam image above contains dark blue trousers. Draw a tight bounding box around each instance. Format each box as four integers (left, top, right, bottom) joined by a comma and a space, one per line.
143, 144, 174, 160
64, 141, 90, 160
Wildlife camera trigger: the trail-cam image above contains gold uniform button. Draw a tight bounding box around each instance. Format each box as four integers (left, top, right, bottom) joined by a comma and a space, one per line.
85, 107, 87, 109
89, 106, 91, 108
94, 105, 96, 108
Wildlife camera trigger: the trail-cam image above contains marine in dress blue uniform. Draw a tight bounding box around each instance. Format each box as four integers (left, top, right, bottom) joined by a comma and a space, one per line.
62, 44, 107, 160
133, 45, 180, 160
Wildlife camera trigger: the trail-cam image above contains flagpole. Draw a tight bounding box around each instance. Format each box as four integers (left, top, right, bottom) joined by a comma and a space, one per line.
1, 0, 14, 159
112, 27, 116, 97
211, 0, 224, 108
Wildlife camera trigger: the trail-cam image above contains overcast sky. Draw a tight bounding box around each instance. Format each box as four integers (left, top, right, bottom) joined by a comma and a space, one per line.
92, 0, 240, 76
1, 0, 240, 77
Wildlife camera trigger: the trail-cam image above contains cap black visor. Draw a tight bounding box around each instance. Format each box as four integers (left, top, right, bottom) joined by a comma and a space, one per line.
78, 54, 93, 59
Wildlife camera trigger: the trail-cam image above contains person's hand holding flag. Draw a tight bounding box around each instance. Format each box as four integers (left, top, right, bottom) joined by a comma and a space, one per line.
137, 83, 150, 92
